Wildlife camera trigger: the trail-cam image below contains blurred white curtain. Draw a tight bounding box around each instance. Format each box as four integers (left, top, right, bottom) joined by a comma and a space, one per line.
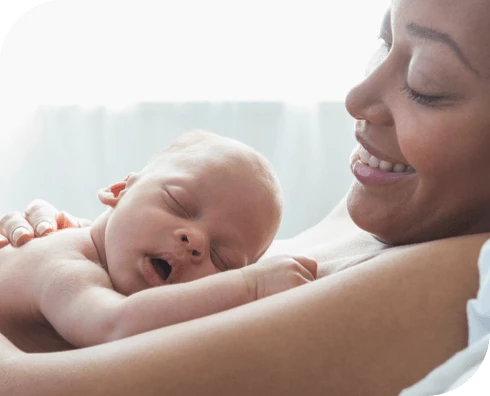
0, 102, 355, 238
0, 0, 387, 237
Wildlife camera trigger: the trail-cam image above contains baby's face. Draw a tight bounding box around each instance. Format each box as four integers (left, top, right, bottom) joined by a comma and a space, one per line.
104, 138, 280, 295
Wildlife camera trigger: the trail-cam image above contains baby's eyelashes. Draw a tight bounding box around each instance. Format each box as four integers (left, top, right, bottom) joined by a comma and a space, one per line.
210, 249, 228, 272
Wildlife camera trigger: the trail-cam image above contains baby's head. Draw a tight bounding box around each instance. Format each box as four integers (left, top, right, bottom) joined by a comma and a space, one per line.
97, 130, 282, 295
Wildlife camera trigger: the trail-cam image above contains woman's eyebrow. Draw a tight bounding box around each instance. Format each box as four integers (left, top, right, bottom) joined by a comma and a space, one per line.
406, 22, 480, 77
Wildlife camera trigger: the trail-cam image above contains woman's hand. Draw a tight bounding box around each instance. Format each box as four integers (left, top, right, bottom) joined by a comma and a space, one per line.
0, 199, 91, 248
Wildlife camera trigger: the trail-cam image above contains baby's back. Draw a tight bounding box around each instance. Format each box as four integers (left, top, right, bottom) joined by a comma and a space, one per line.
0, 228, 104, 352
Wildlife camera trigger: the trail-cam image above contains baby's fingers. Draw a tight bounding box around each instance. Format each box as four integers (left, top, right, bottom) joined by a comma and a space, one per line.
292, 255, 318, 280
0, 211, 34, 247
25, 199, 58, 237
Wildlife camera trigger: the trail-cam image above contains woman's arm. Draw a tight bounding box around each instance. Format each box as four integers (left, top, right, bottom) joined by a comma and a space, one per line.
2, 232, 487, 396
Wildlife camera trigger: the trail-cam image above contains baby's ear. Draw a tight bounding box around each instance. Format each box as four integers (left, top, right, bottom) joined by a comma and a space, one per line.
98, 173, 137, 207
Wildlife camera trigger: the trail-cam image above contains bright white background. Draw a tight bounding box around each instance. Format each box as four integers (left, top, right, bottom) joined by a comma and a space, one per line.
0, 0, 389, 238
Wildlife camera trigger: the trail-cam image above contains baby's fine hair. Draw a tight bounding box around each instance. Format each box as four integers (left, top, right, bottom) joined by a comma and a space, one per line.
155, 129, 283, 217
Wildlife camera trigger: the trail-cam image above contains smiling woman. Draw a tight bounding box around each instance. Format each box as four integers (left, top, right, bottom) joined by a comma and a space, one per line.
2, 0, 490, 395
345, 2, 490, 245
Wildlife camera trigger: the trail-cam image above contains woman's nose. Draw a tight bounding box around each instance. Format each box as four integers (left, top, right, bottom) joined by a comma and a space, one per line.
344, 57, 394, 128
176, 228, 208, 264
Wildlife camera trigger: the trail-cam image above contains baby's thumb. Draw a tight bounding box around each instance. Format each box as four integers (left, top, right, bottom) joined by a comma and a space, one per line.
292, 255, 318, 279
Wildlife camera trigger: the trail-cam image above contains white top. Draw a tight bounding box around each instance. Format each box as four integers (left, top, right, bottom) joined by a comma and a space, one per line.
467, 238, 490, 345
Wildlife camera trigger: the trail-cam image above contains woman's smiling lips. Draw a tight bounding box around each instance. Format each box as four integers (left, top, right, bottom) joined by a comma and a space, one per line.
350, 144, 416, 185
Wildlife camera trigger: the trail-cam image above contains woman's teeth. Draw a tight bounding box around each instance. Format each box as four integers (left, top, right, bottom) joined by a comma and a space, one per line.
359, 146, 415, 173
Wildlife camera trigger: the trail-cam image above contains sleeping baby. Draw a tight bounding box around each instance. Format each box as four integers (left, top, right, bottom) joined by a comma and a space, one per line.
0, 129, 317, 352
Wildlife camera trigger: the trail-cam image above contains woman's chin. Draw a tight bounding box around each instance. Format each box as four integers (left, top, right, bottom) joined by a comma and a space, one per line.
347, 198, 468, 246
346, 187, 415, 246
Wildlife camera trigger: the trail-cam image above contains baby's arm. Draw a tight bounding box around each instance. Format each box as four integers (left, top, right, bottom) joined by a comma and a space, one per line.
39, 255, 317, 347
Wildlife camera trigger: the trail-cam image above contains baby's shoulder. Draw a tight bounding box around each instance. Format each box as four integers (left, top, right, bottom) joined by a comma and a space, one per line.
10, 228, 111, 297
40, 229, 112, 289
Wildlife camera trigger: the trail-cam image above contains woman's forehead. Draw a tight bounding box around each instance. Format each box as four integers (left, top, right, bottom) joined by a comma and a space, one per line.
393, 0, 490, 78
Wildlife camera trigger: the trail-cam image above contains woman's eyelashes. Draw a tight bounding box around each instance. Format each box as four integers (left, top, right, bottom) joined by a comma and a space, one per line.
401, 81, 446, 108
375, 15, 454, 110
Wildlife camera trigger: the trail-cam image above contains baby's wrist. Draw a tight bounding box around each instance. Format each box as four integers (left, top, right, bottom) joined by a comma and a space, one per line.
239, 268, 258, 302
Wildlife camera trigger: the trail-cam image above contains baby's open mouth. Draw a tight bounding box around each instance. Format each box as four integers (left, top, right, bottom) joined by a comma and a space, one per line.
151, 258, 172, 280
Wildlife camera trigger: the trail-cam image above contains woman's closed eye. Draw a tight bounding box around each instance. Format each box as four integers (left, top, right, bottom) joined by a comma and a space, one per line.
401, 81, 447, 108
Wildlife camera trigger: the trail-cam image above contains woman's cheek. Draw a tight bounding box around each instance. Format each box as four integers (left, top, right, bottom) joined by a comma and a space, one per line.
394, 108, 446, 174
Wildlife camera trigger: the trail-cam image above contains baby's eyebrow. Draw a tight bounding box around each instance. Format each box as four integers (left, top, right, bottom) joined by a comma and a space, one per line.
406, 22, 480, 77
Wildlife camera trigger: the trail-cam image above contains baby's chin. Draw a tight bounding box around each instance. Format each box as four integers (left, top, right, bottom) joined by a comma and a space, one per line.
103, 254, 139, 295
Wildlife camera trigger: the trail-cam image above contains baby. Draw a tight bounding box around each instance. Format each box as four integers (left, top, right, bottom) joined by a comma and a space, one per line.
0, 130, 317, 352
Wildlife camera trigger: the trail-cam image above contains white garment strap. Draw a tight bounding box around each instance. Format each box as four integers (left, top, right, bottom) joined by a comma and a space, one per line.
467, 239, 490, 345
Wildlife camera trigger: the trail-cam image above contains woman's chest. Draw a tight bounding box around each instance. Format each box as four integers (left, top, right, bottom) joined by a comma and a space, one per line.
267, 217, 388, 278
276, 237, 385, 278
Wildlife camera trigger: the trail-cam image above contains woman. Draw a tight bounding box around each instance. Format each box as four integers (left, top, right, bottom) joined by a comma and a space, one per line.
2, 0, 490, 394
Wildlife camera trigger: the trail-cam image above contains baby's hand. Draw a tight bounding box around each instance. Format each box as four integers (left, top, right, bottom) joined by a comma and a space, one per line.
240, 255, 318, 300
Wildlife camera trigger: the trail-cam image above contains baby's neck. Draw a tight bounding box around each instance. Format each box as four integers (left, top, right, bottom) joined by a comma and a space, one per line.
89, 209, 111, 272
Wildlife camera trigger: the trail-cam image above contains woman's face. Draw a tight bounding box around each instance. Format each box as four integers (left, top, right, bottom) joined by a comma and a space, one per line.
345, 0, 490, 245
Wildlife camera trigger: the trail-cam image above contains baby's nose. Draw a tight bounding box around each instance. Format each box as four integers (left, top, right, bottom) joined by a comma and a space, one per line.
177, 229, 207, 263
